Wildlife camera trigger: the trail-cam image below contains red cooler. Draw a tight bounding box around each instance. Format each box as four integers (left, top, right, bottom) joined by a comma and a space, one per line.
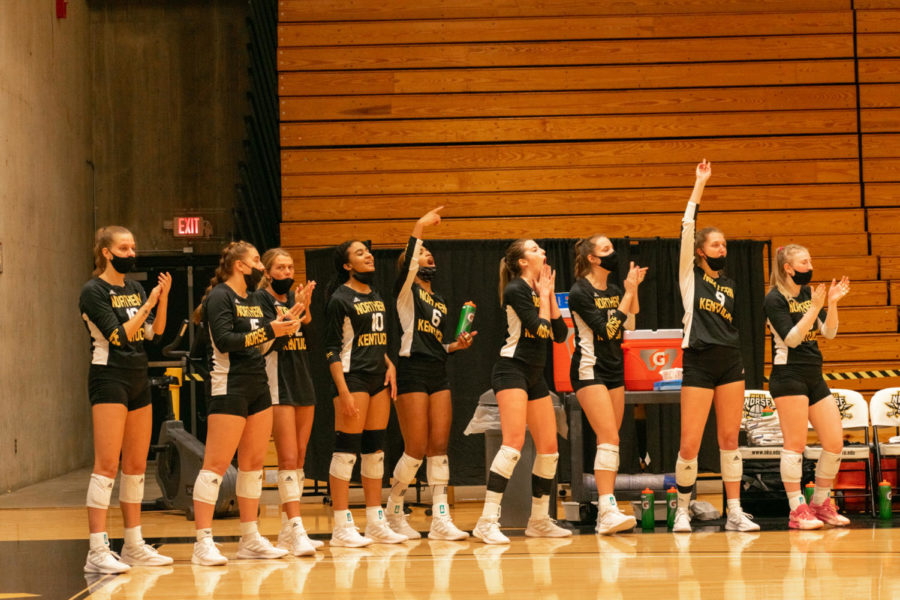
622, 329, 684, 391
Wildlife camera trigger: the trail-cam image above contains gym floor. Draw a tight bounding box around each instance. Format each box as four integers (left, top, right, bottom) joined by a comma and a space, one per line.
1, 469, 898, 599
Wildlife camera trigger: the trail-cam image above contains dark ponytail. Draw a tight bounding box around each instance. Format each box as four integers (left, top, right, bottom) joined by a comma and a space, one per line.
694, 226, 723, 266
574, 233, 607, 279
498, 239, 528, 304
192, 241, 255, 323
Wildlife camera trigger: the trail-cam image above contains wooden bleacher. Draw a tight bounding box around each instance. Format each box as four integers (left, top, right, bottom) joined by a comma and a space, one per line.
277, 0, 900, 397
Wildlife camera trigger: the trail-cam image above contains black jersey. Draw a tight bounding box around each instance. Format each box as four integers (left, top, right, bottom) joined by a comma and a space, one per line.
679, 201, 740, 350
568, 278, 633, 381
80, 277, 155, 369
499, 278, 568, 367
203, 283, 274, 396
256, 289, 316, 405
764, 286, 831, 366
325, 284, 388, 375
396, 236, 453, 361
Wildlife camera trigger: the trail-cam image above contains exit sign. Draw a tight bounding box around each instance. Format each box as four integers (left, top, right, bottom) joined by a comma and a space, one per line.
174, 216, 205, 238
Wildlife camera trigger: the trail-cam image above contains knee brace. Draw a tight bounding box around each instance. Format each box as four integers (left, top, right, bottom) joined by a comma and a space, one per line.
236, 469, 263, 500
361, 452, 385, 480
719, 449, 743, 483
427, 455, 450, 486
816, 450, 842, 481
361, 429, 387, 455
594, 444, 620, 472
118, 473, 145, 505
392, 453, 423, 485
334, 431, 362, 455
86, 473, 115, 509
330, 452, 357, 481
532, 452, 559, 480
193, 469, 222, 505
277, 469, 301, 504
780, 449, 803, 484
487, 445, 520, 494
675, 454, 698, 493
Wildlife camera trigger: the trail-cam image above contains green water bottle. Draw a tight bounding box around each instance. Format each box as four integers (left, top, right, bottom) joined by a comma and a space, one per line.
804, 482, 816, 504
666, 487, 677, 529
879, 481, 893, 520
641, 488, 655, 530
455, 301, 477, 337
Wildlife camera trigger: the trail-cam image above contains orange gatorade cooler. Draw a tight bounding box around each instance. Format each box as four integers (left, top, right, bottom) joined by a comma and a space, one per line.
552, 293, 575, 393
621, 329, 684, 391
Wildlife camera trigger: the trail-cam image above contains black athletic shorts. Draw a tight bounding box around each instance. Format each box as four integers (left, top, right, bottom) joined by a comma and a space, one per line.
271, 373, 316, 407
491, 357, 549, 401
396, 356, 450, 396
571, 374, 625, 393
208, 378, 272, 418
88, 365, 151, 411
768, 364, 832, 405
342, 370, 387, 397
681, 344, 745, 390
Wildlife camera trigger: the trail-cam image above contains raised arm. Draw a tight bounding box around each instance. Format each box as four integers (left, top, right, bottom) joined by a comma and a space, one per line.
680, 160, 711, 299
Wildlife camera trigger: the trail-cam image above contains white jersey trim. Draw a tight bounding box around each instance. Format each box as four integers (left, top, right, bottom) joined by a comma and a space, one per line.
83, 315, 111, 366
499, 305, 522, 359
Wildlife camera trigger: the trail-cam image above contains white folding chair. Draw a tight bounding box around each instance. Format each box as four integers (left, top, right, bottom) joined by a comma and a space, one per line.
804, 388, 874, 515
869, 387, 900, 504
739, 389, 782, 460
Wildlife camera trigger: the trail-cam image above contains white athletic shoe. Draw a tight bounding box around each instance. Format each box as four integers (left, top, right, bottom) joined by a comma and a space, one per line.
236, 532, 289, 559
429, 514, 470, 540
331, 523, 374, 548
386, 511, 421, 540
472, 516, 510, 545
724, 507, 761, 532
84, 545, 131, 574
365, 518, 409, 544
524, 516, 573, 538
595, 509, 637, 535
120, 542, 175, 566
192, 537, 228, 566
276, 524, 317, 557
672, 507, 692, 533
279, 519, 325, 550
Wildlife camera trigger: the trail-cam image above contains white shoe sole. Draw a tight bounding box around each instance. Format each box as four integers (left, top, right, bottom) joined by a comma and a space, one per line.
191, 555, 227, 566
330, 535, 374, 548
472, 529, 509, 545
428, 528, 470, 541
84, 563, 130, 574
672, 523, 692, 533
725, 521, 761, 532
596, 516, 637, 535
235, 548, 289, 560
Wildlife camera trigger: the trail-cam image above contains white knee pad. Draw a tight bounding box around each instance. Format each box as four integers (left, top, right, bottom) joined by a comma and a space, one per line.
720, 449, 743, 483
594, 444, 620, 472
361, 452, 385, 480
427, 455, 450, 486
236, 469, 263, 500
297, 468, 305, 498
193, 469, 222, 505
392, 453, 422, 485
533, 452, 559, 480
816, 450, 842, 481
86, 473, 115, 509
277, 469, 301, 504
675, 454, 698, 488
780, 450, 803, 484
119, 473, 145, 504
490, 445, 521, 479
330, 452, 357, 482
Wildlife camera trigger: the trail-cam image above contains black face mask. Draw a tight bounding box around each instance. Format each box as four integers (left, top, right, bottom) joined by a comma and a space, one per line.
417, 266, 437, 282
271, 277, 294, 295
108, 254, 136, 274
242, 263, 265, 290
705, 255, 727, 271
353, 271, 375, 285
596, 251, 618, 272
790, 269, 813, 286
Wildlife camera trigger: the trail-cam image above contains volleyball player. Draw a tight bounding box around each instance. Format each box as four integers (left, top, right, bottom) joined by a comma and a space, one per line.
190, 241, 301, 566
765, 244, 851, 529
256, 248, 321, 555
673, 160, 758, 533
79, 226, 173, 573
473, 240, 571, 544
324, 240, 406, 547
569, 235, 647, 534
385, 207, 475, 541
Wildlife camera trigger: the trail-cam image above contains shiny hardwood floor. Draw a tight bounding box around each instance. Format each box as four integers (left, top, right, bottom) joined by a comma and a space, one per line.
1, 492, 899, 600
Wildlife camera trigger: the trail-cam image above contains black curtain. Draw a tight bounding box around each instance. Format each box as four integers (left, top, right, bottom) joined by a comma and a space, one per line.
303, 238, 766, 484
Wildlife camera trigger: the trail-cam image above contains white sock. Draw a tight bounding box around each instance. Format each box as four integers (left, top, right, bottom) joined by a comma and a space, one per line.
334, 509, 353, 528
124, 526, 142, 547
481, 500, 501, 519
599, 493, 616, 515
677, 492, 692, 510
530, 495, 550, 520
811, 487, 830, 505
727, 498, 741, 514
196, 528, 213, 542
240, 521, 259, 538
366, 505, 385, 523
788, 494, 806, 512
432, 484, 448, 509
89, 531, 109, 550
